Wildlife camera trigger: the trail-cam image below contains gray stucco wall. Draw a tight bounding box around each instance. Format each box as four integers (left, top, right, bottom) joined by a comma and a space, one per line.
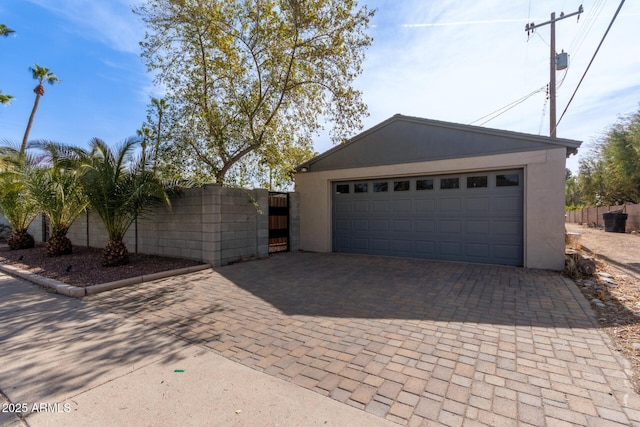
301, 115, 580, 172
296, 148, 569, 270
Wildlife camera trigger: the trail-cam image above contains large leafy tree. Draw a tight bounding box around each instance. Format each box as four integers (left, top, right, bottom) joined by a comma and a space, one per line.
598, 109, 640, 204
565, 169, 583, 210
150, 97, 166, 174
75, 137, 170, 266
138, 97, 167, 174
21, 65, 60, 155
576, 155, 607, 206
577, 107, 640, 206
134, 0, 374, 186
0, 146, 39, 249
26, 141, 89, 256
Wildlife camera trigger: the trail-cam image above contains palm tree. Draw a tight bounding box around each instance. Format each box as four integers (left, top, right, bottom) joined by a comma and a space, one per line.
0, 90, 13, 105
76, 137, 171, 266
1, 25, 15, 104
26, 141, 89, 256
0, 24, 14, 37
21, 65, 60, 155
0, 146, 39, 249
136, 126, 151, 167
150, 97, 166, 173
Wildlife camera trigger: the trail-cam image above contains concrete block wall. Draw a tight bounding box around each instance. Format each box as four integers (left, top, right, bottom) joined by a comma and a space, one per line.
289, 192, 300, 252
0, 216, 9, 239
218, 187, 269, 265
27, 215, 46, 243
136, 187, 205, 260
66, 210, 109, 249
2, 185, 298, 266
59, 185, 278, 266
201, 184, 222, 266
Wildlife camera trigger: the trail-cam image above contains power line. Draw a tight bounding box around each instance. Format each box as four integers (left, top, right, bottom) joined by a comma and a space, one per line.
568, 0, 607, 61
469, 85, 547, 126
556, 0, 626, 130
538, 86, 549, 134
535, 31, 549, 46
557, 68, 569, 90
536, 69, 569, 135
523, 0, 532, 120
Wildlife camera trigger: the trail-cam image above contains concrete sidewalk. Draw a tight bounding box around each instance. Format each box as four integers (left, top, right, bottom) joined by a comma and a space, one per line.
0, 273, 394, 427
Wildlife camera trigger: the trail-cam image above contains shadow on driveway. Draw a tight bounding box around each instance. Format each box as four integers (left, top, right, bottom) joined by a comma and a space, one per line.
216, 252, 627, 328
0, 276, 193, 404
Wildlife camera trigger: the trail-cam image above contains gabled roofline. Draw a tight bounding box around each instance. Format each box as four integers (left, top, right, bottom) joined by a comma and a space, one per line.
298, 114, 582, 171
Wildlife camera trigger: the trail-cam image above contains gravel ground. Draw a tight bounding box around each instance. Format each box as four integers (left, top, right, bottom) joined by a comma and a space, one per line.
565, 223, 640, 392
0, 243, 204, 287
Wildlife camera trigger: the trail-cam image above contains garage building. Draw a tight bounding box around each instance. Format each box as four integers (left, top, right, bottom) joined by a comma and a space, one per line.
295, 114, 581, 270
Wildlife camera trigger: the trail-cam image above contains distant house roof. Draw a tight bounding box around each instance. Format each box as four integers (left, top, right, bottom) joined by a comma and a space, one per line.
298, 114, 582, 172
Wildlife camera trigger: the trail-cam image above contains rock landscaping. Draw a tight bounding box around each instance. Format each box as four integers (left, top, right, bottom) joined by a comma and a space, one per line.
566, 224, 640, 392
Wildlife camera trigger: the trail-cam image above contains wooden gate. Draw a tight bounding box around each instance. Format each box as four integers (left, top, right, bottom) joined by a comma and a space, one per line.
268, 192, 289, 253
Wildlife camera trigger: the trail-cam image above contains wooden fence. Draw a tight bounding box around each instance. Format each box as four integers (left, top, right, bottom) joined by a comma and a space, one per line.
565, 203, 640, 231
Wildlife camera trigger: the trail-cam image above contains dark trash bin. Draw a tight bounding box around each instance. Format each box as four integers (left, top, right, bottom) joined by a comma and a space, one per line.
602, 212, 628, 233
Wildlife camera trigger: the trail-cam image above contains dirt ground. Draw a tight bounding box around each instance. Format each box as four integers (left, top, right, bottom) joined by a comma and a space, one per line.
0, 243, 203, 287
565, 222, 640, 392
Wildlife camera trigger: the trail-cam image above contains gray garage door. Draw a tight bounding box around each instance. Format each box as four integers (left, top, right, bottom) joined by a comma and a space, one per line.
332, 170, 523, 266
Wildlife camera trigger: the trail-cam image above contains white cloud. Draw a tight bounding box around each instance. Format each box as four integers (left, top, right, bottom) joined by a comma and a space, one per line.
401, 19, 525, 28
23, 0, 144, 54
359, 2, 537, 126
348, 0, 640, 164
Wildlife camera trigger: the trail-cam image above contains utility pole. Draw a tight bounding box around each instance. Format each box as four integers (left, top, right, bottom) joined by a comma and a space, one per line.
525, 5, 583, 138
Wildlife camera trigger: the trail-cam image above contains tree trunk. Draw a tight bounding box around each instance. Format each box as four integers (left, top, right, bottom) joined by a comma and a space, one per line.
21, 88, 43, 155
8, 231, 35, 250
153, 109, 162, 174
102, 239, 129, 267
46, 235, 73, 256
216, 144, 256, 185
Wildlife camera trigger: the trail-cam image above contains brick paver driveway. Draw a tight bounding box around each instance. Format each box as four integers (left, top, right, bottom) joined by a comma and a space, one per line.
87, 252, 640, 426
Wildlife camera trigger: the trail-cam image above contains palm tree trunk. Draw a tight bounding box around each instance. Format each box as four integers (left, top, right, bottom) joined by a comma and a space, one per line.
8, 230, 35, 250
102, 239, 129, 266
21, 92, 42, 155
153, 108, 163, 174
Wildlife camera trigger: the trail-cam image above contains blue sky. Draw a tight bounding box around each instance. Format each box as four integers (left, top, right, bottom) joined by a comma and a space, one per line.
1, 0, 638, 173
